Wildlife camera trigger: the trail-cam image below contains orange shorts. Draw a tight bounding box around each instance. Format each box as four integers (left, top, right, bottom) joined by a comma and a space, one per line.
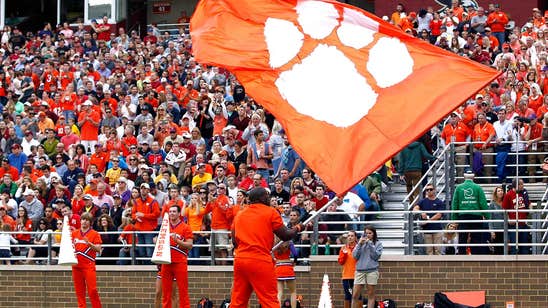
275, 262, 295, 281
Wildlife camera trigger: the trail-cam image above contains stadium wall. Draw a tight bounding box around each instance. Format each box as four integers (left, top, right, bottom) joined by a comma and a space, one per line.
0, 256, 547, 307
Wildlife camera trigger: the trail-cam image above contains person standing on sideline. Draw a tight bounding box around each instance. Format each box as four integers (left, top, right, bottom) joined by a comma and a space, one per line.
397, 140, 435, 204
351, 226, 383, 308
451, 169, 490, 254
71, 212, 102, 308
338, 230, 358, 308
231, 187, 303, 308
273, 239, 298, 307
161, 205, 193, 308
413, 184, 445, 255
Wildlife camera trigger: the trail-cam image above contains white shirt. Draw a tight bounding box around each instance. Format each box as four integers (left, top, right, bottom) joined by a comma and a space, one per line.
338, 192, 364, 219
493, 119, 512, 142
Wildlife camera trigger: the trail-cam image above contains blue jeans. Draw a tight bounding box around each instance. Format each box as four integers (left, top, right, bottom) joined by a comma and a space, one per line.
495, 145, 509, 183
256, 169, 270, 181
117, 247, 134, 265
493, 31, 505, 49
508, 224, 530, 255
137, 232, 156, 264
188, 235, 204, 265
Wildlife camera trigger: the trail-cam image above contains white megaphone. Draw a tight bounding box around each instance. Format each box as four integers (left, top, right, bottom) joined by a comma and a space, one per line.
58, 215, 78, 266
151, 213, 171, 264
318, 274, 333, 308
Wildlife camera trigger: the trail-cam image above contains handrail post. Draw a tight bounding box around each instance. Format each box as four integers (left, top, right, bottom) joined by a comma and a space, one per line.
532, 206, 540, 255
210, 231, 216, 265
449, 142, 456, 194
444, 148, 451, 209
47, 233, 53, 265
312, 215, 319, 247
131, 231, 136, 265
406, 209, 414, 255
503, 214, 509, 255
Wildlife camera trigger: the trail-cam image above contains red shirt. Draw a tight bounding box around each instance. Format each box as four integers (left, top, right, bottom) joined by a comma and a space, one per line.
233, 203, 284, 263
72, 227, 102, 267
169, 220, 193, 263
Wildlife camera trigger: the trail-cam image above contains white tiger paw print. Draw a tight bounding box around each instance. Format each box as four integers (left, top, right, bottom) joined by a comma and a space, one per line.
263, 0, 414, 128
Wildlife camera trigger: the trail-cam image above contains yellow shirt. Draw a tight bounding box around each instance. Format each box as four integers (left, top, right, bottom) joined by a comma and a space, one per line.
191, 173, 212, 188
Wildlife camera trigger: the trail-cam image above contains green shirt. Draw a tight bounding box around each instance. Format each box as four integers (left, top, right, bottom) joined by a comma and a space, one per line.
451, 179, 490, 220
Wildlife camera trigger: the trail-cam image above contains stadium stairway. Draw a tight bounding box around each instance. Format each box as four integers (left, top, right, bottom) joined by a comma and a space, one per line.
377, 174, 548, 256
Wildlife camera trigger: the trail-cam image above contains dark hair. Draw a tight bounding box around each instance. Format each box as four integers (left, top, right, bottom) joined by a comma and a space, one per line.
364, 225, 378, 243
170, 205, 181, 213
248, 187, 269, 205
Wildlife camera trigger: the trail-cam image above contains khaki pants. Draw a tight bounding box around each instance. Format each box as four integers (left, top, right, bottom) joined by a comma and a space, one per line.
404, 170, 422, 204
423, 232, 443, 255
527, 148, 544, 179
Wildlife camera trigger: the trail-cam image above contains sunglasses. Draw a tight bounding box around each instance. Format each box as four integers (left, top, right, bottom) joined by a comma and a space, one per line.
425, 188, 434, 191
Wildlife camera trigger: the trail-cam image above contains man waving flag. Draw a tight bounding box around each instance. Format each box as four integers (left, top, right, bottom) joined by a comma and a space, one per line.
190, 0, 499, 194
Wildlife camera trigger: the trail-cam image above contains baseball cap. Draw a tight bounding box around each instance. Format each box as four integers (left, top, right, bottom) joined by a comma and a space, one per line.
83, 194, 93, 200
140, 183, 150, 189
182, 132, 191, 139
83, 100, 93, 106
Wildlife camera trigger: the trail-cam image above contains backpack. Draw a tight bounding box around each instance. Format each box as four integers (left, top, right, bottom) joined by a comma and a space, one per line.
376, 299, 397, 308
282, 298, 301, 308
220, 298, 230, 308
197, 297, 213, 308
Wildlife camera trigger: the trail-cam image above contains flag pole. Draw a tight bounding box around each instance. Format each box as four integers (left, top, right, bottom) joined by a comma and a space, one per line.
272, 196, 339, 251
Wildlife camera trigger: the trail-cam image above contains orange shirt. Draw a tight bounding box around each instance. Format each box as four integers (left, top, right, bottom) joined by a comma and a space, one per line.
119, 224, 137, 245
72, 228, 102, 267
441, 122, 470, 144
59, 71, 74, 90
338, 243, 357, 280
169, 220, 193, 263
161, 199, 185, 219
472, 122, 495, 149
536, 104, 548, 119
528, 95, 543, 113
78, 110, 100, 140
132, 195, 160, 231
89, 151, 109, 173
183, 206, 207, 232
233, 203, 284, 263
1, 216, 16, 231
205, 194, 232, 230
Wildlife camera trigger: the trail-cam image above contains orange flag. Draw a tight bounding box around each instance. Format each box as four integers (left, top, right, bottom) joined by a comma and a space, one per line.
190, 0, 500, 194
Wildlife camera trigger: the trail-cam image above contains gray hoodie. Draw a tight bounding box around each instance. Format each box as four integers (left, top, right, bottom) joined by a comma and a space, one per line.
352, 240, 383, 272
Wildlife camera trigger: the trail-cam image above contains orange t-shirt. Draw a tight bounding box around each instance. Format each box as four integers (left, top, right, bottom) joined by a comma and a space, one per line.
78, 110, 100, 140
169, 220, 193, 263
528, 95, 543, 113
205, 194, 232, 230
338, 243, 357, 280
72, 228, 102, 267
472, 122, 495, 149
440, 122, 470, 144
183, 206, 207, 232
233, 203, 284, 263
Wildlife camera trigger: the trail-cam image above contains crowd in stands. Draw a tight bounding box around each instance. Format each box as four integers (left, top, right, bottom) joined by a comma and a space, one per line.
0, 1, 546, 264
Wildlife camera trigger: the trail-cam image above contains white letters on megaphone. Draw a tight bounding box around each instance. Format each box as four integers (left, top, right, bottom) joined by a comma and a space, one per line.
151, 213, 171, 264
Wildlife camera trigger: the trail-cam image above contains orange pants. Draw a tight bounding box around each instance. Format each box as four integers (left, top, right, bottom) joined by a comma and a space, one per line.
162, 262, 189, 308
231, 258, 279, 308
72, 266, 102, 308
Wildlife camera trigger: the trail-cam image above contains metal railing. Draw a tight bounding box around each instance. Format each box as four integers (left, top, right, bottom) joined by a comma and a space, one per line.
2, 205, 548, 265
147, 23, 189, 38
402, 140, 548, 212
